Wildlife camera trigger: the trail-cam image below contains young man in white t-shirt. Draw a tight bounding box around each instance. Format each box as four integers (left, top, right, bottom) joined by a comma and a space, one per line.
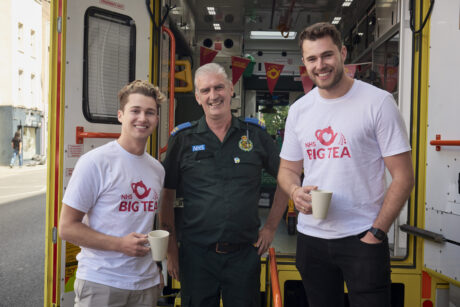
59, 80, 166, 307
278, 22, 415, 307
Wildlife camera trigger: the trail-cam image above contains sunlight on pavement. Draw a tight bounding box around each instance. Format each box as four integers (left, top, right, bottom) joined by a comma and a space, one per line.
0, 165, 47, 205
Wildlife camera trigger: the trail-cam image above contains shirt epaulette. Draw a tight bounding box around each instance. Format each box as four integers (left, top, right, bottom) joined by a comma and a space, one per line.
243, 117, 266, 130
171, 122, 193, 136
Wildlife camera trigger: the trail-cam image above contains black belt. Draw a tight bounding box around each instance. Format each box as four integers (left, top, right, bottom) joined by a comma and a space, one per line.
210, 242, 248, 254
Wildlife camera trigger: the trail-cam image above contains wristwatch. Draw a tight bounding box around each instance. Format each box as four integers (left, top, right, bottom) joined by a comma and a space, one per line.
369, 227, 387, 241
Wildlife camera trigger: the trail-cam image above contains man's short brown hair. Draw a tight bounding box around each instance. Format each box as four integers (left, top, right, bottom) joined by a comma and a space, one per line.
118, 80, 166, 111
298, 22, 343, 52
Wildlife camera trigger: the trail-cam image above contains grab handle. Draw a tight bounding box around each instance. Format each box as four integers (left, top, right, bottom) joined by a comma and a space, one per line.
76, 126, 119, 144
159, 26, 176, 155
430, 134, 460, 151
269, 247, 283, 307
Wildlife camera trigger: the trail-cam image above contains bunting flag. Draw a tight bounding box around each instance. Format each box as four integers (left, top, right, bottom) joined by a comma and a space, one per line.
344, 64, 357, 78
356, 63, 371, 78
299, 66, 314, 94
200, 46, 218, 66
378, 65, 398, 93
264, 62, 284, 94
231, 56, 251, 85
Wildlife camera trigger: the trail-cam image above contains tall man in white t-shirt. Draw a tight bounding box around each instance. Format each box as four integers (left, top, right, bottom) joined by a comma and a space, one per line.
278, 22, 414, 307
59, 80, 166, 307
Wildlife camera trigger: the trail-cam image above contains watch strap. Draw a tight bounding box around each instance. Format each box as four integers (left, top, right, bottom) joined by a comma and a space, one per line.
369, 227, 387, 241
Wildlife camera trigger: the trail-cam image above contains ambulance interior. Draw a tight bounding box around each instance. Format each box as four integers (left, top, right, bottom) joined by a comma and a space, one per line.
47, 0, 460, 305
162, 0, 405, 259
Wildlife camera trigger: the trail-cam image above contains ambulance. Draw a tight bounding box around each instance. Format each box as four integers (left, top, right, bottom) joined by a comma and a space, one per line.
44, 0, 460, 306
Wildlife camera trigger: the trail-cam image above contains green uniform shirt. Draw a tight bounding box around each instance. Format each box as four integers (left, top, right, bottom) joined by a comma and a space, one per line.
163, 116, 280, 246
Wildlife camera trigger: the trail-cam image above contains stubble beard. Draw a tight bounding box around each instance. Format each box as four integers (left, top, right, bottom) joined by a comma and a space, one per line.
314, 65, 345, 90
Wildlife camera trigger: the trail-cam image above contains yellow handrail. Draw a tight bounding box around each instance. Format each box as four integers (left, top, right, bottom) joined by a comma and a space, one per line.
174, 60, 193, 93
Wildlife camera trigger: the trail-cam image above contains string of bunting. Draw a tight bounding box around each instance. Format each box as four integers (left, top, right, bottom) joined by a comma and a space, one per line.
200, 46, 285, 92
200, 47, 390, 94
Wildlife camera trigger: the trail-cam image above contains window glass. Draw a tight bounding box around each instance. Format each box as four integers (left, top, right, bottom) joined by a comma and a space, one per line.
374, 33, 400, 101
83, 7, 136, 123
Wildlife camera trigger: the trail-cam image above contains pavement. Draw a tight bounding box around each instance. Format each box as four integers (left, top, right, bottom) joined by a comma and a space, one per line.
0, 163, 47, 205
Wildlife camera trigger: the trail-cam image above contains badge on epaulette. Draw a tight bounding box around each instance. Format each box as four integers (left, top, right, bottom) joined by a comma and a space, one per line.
171, 122, 192, 136
244, 117, 266, 130
238, 135, 253, 152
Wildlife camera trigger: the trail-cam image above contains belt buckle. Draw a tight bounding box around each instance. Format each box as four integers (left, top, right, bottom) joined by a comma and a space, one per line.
215, 242, 227, 254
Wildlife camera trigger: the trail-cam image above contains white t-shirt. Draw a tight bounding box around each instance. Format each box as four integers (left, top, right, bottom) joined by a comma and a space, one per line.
62, 141, 165, 290
280, 80, 410, 239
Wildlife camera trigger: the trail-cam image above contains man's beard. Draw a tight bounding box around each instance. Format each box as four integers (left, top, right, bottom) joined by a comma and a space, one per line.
314, 66, 344, 90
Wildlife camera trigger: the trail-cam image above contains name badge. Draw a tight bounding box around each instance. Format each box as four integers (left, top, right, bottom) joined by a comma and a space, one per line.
192, 144, 206, 152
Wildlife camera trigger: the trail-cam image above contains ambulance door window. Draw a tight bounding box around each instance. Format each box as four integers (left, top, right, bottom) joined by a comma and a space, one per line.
83, 6, 136, 124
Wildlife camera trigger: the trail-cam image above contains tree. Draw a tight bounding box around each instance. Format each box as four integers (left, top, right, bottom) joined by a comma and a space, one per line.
261, 106, 289, 136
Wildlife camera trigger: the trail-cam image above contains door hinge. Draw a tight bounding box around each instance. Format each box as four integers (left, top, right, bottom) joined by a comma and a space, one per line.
52, 226, 58, 244
57, 16, 62, 33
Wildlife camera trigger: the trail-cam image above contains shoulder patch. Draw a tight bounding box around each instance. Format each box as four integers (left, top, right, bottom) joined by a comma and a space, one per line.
171, 122, 193, 136
244, 117, 266, 130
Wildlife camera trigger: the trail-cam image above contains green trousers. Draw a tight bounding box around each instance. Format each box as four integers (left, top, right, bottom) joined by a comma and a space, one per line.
179, 241, 261, 307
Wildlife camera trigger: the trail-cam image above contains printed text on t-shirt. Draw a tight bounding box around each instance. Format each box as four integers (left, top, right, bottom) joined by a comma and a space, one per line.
118, 180, 159, 212
305, 126, 351, 160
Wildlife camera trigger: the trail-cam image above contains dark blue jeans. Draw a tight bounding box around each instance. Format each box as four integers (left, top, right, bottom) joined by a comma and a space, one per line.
296, 232, 391, 307
10, 150, 23, 167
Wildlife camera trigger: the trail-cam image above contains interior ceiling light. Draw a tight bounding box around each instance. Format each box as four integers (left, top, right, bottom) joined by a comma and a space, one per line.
207, 7, 216, 15
250, 31, 297, 40
213, 23, 221, 30
342, 0, 353, 7
332, 17, 342, 25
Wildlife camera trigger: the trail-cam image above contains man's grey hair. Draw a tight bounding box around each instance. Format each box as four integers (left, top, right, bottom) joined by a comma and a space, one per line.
194, 63, 231, 92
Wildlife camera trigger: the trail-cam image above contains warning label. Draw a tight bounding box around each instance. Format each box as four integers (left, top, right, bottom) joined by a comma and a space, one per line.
67, 144, 84, 158
65, 168, 74, 178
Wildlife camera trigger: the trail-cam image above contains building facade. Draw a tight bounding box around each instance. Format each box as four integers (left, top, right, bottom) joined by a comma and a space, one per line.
0, 0, 49, 165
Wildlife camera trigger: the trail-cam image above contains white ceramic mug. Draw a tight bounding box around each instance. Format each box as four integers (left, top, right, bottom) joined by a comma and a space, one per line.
147, 230, 169, 261
311, 190, 333, 220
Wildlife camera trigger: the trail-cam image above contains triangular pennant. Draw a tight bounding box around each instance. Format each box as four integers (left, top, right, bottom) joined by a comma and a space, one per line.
377, 64, 398, 93
200, 46, 218, 66
231, 56, 251, 85
344, 64, 357, 78
299, 66, 314, 94
264, 62, 284, 94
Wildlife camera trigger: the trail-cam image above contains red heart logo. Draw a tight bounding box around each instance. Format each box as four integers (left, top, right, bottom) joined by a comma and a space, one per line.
315, 126, 338, 146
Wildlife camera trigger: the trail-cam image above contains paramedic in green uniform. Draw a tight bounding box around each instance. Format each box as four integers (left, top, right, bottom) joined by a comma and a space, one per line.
159, 63, 288, 307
